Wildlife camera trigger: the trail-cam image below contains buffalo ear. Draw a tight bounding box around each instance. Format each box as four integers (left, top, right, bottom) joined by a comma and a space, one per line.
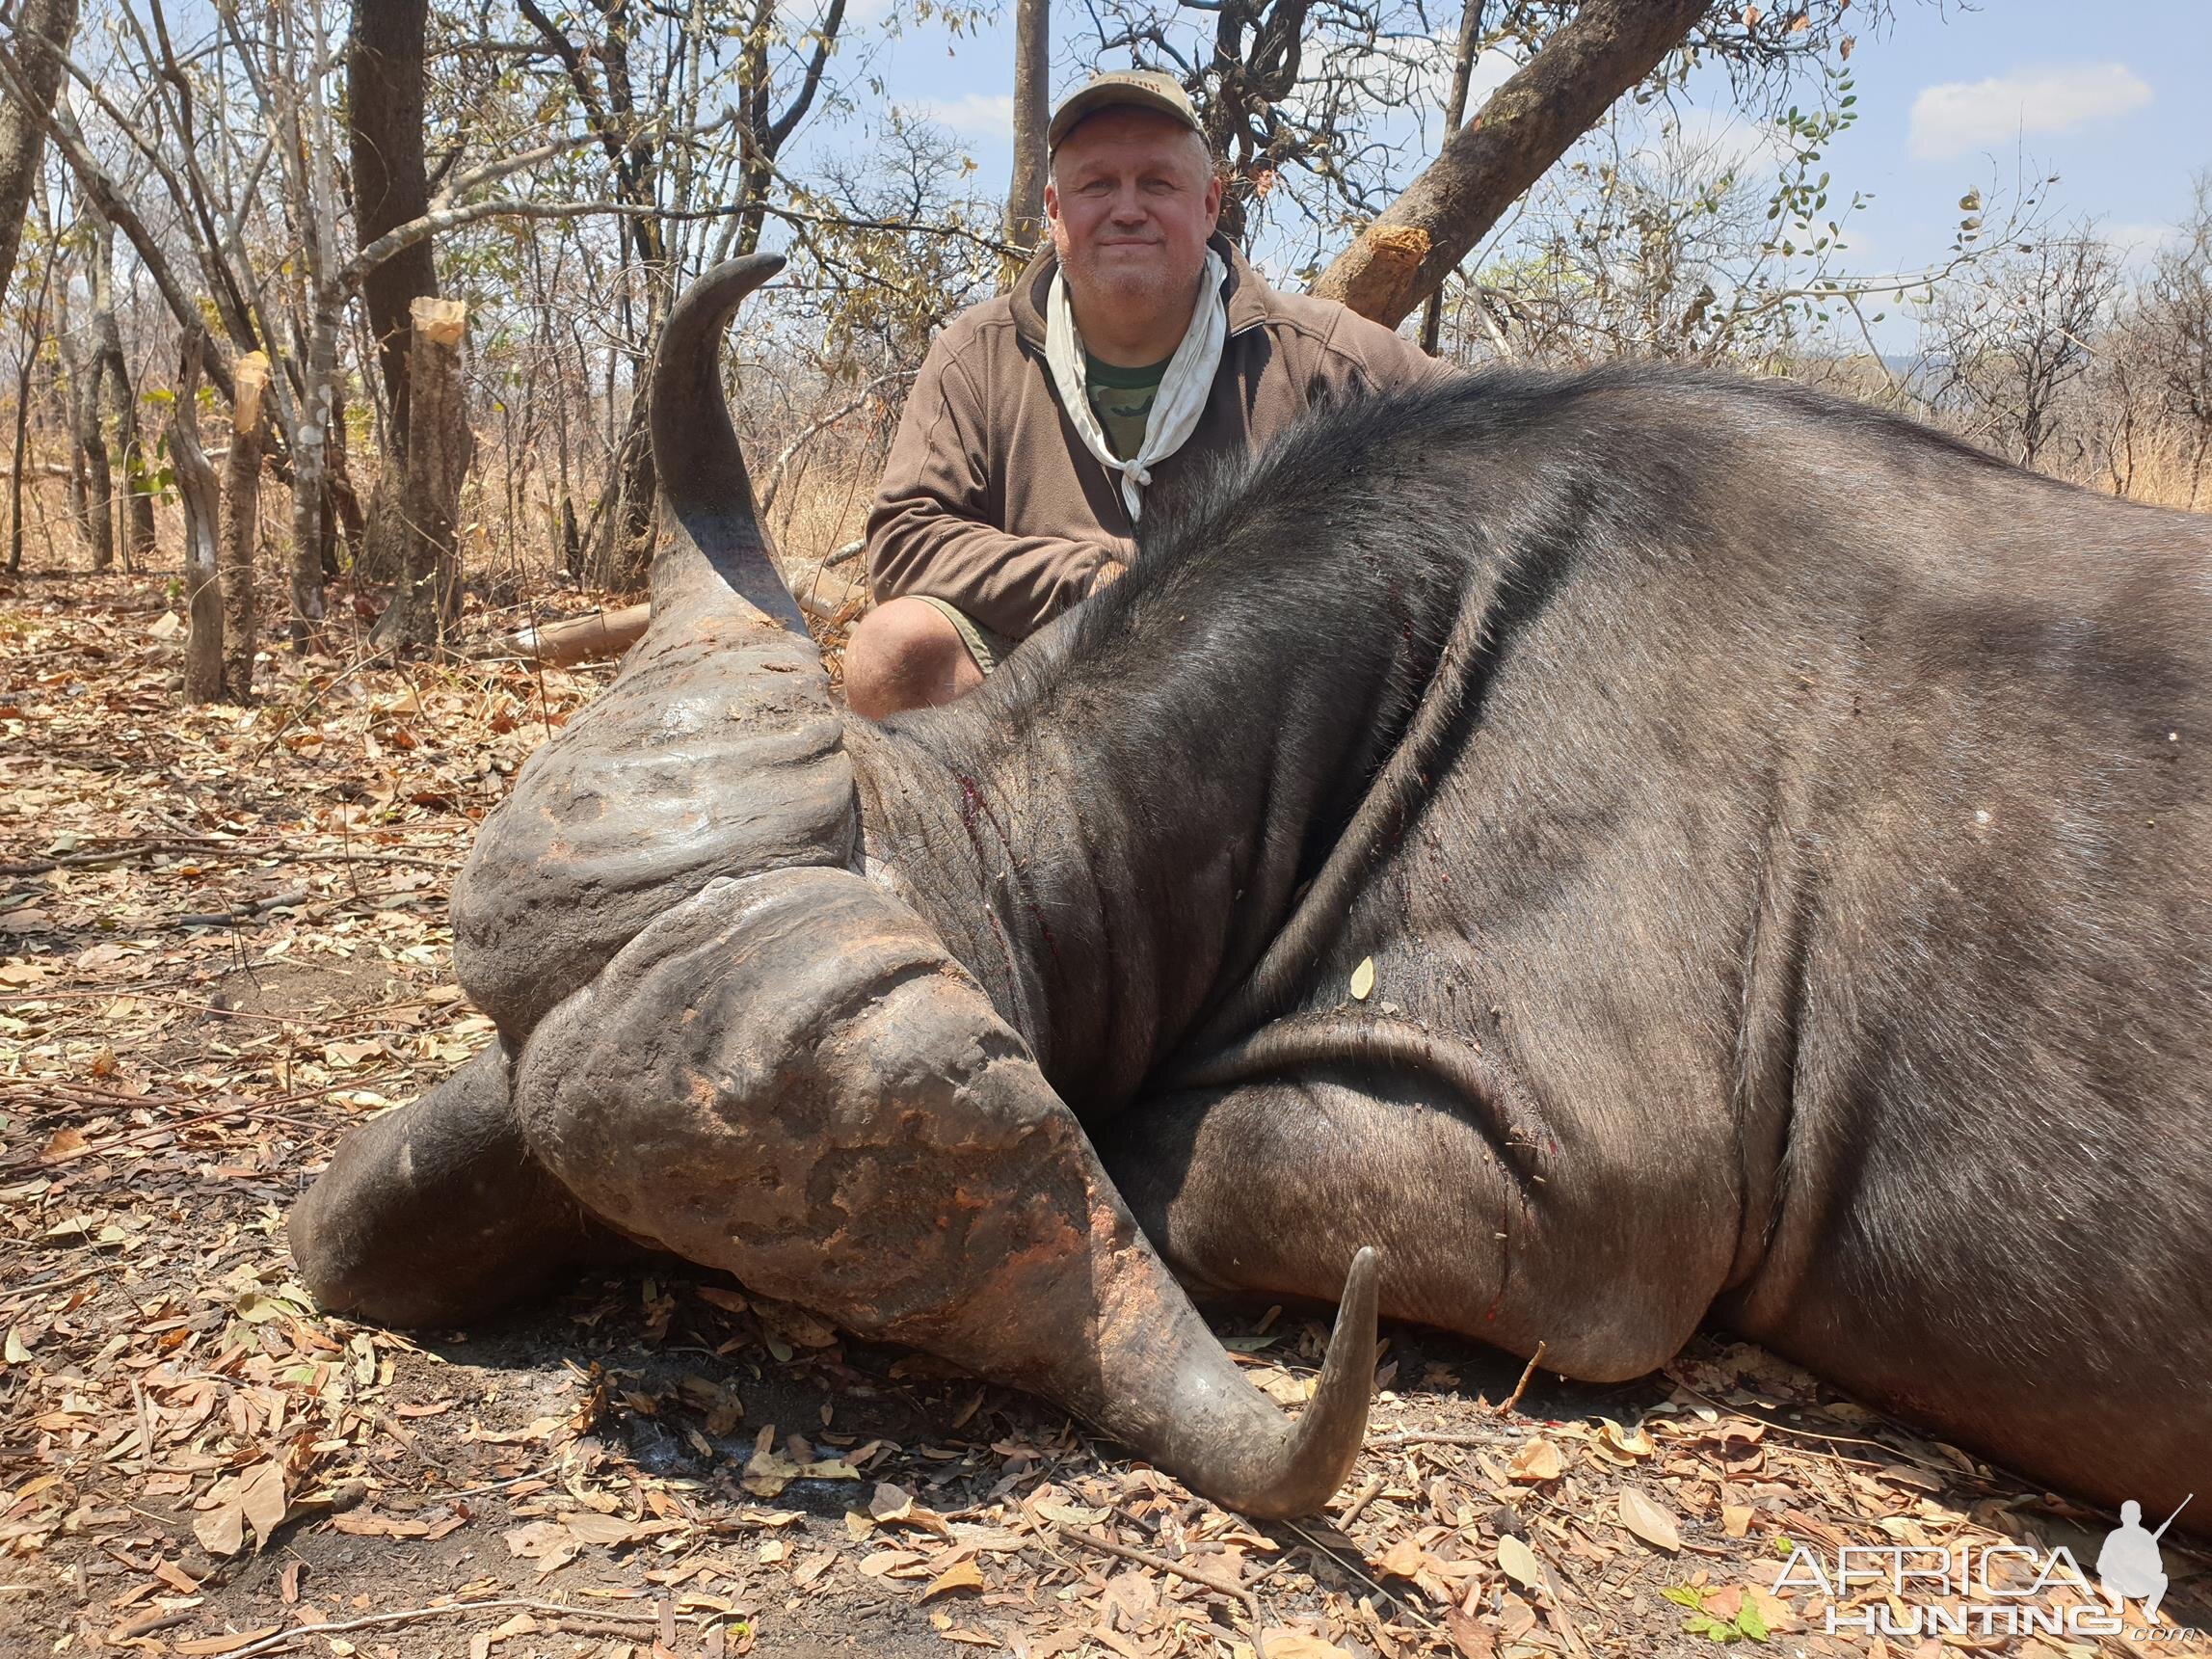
511, 863, 1378, 1518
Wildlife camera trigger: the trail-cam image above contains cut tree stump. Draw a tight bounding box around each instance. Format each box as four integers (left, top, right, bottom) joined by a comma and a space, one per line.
369, 297, 471, 656
220, 351, 270, 704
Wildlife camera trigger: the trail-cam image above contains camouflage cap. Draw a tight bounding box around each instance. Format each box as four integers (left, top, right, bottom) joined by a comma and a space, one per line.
1047, 69, 1204, 153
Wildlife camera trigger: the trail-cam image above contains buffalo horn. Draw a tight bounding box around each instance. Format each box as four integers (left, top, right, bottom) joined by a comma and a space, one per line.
646, 252, 810, 632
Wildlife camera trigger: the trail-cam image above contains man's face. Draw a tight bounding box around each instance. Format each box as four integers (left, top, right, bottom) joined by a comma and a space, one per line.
1046, 109, 1223, 332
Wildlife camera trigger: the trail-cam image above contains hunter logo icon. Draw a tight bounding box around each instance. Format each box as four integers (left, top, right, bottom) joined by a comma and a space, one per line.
2098, 1495, 2192, 1620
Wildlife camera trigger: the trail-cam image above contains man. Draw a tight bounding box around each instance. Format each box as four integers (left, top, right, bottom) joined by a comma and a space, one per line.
846, 70, 1444, 718
2098, 1497, 2189, 1619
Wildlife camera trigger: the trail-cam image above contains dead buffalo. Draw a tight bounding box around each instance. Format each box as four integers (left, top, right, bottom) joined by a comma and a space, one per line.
291, 253, 2212, 1526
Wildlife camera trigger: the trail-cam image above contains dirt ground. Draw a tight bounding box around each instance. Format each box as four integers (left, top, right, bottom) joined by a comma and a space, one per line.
3, 575, 2205, 1659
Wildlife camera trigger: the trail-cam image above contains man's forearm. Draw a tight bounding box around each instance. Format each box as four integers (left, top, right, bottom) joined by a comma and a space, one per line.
867, 497, 1126, 641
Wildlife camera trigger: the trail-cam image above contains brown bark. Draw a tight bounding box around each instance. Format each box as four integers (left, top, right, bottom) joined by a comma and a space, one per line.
173, 335, 222, 704
347, 0, 433, 439
57, 312, 112, 570
348, 0, 434, 586
9, 229, 55, 575
369, 298, 470, 655
585, 397, 657, 594
0, 0, 77, 307
1312, 0, 1711, 327
1002, 0, 1049, 266
221, 353, 271, 703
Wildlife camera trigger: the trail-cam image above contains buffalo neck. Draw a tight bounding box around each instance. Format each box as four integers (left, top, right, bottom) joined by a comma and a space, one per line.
844, 419, 1512, 1118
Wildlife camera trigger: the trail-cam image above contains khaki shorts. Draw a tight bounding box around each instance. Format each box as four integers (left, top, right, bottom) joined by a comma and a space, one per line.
914, 595, 1015, 675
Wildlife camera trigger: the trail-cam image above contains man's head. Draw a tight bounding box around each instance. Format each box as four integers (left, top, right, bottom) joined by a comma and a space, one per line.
2122, 1501, 2144, 1526
1045, 74, 1223, 343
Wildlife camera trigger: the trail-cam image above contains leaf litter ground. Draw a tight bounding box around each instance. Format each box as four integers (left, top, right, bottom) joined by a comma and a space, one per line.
3, 576, 2205, 1659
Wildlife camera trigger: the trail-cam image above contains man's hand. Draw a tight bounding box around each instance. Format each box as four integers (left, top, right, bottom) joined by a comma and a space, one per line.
1091, 561, 1128, 595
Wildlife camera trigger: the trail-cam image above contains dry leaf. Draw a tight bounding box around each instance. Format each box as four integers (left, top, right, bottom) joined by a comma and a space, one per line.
1600, 1416, 1654, 1458
1615, 1486, 1682, 1552
1745, 1584, 1799, 1631
238, 1460, 288, 1551
1721, 1503, 1753, 1539
1496, 1532, 1545, 1592
193, 1502, 244, 1559
742, 1426, 802, 1498
1374, 1536, 1428, 1579
1507, 1436, 1564, 1483
1443, 1609, 1496, 1659
1254, 1632, 1350, 1659
921, 1558, 984, 1600
868, 1483, 913, 1523
564, 1512, 642, 1547
1034, 1502, 1109, 1527
1348, 956, 1375, 1000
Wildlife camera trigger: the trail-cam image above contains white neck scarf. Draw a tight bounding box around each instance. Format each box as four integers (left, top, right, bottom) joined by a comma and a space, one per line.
1045, 249, 1229, 522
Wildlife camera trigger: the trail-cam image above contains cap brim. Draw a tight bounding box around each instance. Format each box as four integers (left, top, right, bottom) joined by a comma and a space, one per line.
1048, 86, 1203, 152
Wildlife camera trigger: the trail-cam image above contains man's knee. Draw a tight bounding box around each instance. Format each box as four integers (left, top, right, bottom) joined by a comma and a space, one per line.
845, 597, 985, 719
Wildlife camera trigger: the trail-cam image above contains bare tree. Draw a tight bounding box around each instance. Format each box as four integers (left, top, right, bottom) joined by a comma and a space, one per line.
86, 205, 154, 565
1314, 0, 1710, 324
513, 0, 853, 590
2135, 176, 2212, 504
1923, 231, 2119, 470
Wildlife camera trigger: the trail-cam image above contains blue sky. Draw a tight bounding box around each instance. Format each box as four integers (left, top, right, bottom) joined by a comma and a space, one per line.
816, 0, 2209, 341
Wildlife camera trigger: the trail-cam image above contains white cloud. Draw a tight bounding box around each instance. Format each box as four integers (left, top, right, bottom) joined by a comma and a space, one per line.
1651, 106, 1790, 176
906, 93, 1014, 140
2102, 219, 2182, 270
1908, 64, 2152, 161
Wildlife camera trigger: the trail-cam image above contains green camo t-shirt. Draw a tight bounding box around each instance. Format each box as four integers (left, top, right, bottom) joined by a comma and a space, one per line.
1085, 352, 1172, 460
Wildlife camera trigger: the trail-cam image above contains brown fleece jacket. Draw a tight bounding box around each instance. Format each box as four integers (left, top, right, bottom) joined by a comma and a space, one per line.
866, 235, 1447, 642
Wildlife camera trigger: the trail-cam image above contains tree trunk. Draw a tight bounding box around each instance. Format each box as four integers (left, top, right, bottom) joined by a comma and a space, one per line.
173, 335, 223, 704
58, 322, 113, 571
347, 0, 435, 588
87, 212, 155, 568
13, 225, 55, 575
1002, 0, 1050, 273
221, 352, 270, 703
584, 390, 657, 595
286, 279, 343, 651
1420, 0, 1487, 356
1313, 0, 1710, 327
346, 0, 434, 443
0, 0, 78, 306
368, 298, 470, 655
